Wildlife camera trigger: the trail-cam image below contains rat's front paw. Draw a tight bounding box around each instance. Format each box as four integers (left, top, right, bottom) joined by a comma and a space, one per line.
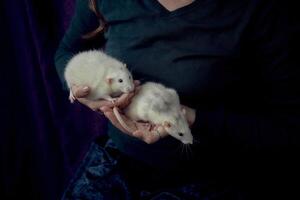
69, 91, 76, 103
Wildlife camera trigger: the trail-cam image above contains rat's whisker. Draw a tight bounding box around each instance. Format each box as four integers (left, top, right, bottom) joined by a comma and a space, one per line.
181, 143, 185, 158
192, 138, 201, 144
175, 142, 183, 153
182, 144, 187, 159
184, 144, 189, 159
186, 144, 191, 160
180, 144, 193, 160
180, 143, 185, 158
187, 144, 194, 159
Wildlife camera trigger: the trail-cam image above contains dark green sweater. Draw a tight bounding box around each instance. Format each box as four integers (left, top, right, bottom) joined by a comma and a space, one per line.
55, 0, 296, 173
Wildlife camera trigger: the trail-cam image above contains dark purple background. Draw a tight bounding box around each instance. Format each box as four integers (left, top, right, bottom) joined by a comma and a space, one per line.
1, 0, 106, 199
0, 0, 299, 199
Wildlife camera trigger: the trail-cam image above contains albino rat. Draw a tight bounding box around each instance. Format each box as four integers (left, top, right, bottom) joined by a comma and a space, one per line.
116, 82, 193, 144
64, 50, 134, 103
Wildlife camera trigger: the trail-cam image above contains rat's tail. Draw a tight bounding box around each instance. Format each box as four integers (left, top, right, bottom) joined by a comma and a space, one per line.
113, 107, 135, 133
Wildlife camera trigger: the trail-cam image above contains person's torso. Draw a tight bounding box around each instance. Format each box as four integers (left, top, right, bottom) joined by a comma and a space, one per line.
97, 0, 257, 171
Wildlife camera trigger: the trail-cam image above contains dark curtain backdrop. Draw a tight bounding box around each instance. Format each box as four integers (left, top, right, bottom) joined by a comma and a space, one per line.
1, 0, 107, 199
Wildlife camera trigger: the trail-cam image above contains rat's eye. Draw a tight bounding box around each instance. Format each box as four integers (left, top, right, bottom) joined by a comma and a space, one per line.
118, 79, 123, 83
178, 133, 184, 137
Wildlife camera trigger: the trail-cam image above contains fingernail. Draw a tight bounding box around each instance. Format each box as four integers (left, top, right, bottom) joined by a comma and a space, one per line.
83, 86, 88, 91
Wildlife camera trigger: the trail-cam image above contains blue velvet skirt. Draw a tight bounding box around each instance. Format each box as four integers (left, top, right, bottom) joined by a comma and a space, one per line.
61, 139, 244, 200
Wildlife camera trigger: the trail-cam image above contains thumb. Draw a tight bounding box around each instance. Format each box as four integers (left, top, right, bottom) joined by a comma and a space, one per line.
134, 80, 141, 87
73, 86, 90, 98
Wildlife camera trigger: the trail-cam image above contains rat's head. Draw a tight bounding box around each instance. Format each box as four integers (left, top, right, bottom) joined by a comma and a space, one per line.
106, 64, 135, 94
163, 110, 193, 144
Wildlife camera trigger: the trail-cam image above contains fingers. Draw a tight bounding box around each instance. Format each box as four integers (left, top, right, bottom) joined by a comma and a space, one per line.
77, 98, 114, 112
71, 85, 90, 98
71, 81, 142, 110
134, 81, 142, 92
100, 106, 112, 113
101, 105, 169, 144
133, 130, 159, 144
114, 80, 141, 108
115, 92, 135, 108
132, 124, 168, 144
133, 80, 141, 87
70, 85, 115, 112
155, 125, 169, 138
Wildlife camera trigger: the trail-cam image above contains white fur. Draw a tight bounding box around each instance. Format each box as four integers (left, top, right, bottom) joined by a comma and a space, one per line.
64, 50, 134, 101
124, 82, 193, 144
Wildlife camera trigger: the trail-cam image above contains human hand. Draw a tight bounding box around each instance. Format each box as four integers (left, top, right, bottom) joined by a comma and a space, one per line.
130, 104, 195, 144
99, 81, 169, 144
128, 104, 195, 144
101, 105, 169, 144
100, 87, 195, 144
70, 85, 113, 112
70, 80, 141, 113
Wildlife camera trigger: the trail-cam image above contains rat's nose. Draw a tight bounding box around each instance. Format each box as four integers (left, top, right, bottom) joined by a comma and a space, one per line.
183, 139, 193, 145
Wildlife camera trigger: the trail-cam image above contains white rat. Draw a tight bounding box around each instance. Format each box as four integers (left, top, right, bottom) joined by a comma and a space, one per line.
64, 51, 192, 144
64, 50, 134, 103
117, 82, 193, 144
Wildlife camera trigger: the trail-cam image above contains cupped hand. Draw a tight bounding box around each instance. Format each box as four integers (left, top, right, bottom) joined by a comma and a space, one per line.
99, 86, 196, 144
101, 104, 195, 144
71, 85, 113, 112
100, 106, 169, 144
71, 80, 195, 144
70, 80, 140, 112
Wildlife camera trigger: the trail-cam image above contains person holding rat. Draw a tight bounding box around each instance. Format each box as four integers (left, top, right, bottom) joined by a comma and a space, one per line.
55, 0, 297, 199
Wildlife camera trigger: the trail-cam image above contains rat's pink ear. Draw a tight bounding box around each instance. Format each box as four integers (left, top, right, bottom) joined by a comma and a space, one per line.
164, 121, 171, 128
106, 77, 113, 85
181, 108, 186, 115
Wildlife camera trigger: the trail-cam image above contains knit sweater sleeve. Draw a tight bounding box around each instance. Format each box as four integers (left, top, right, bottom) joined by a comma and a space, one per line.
54, 0, 102, 90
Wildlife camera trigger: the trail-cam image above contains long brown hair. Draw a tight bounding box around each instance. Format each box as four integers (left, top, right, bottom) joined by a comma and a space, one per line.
82, 0, 107, 39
